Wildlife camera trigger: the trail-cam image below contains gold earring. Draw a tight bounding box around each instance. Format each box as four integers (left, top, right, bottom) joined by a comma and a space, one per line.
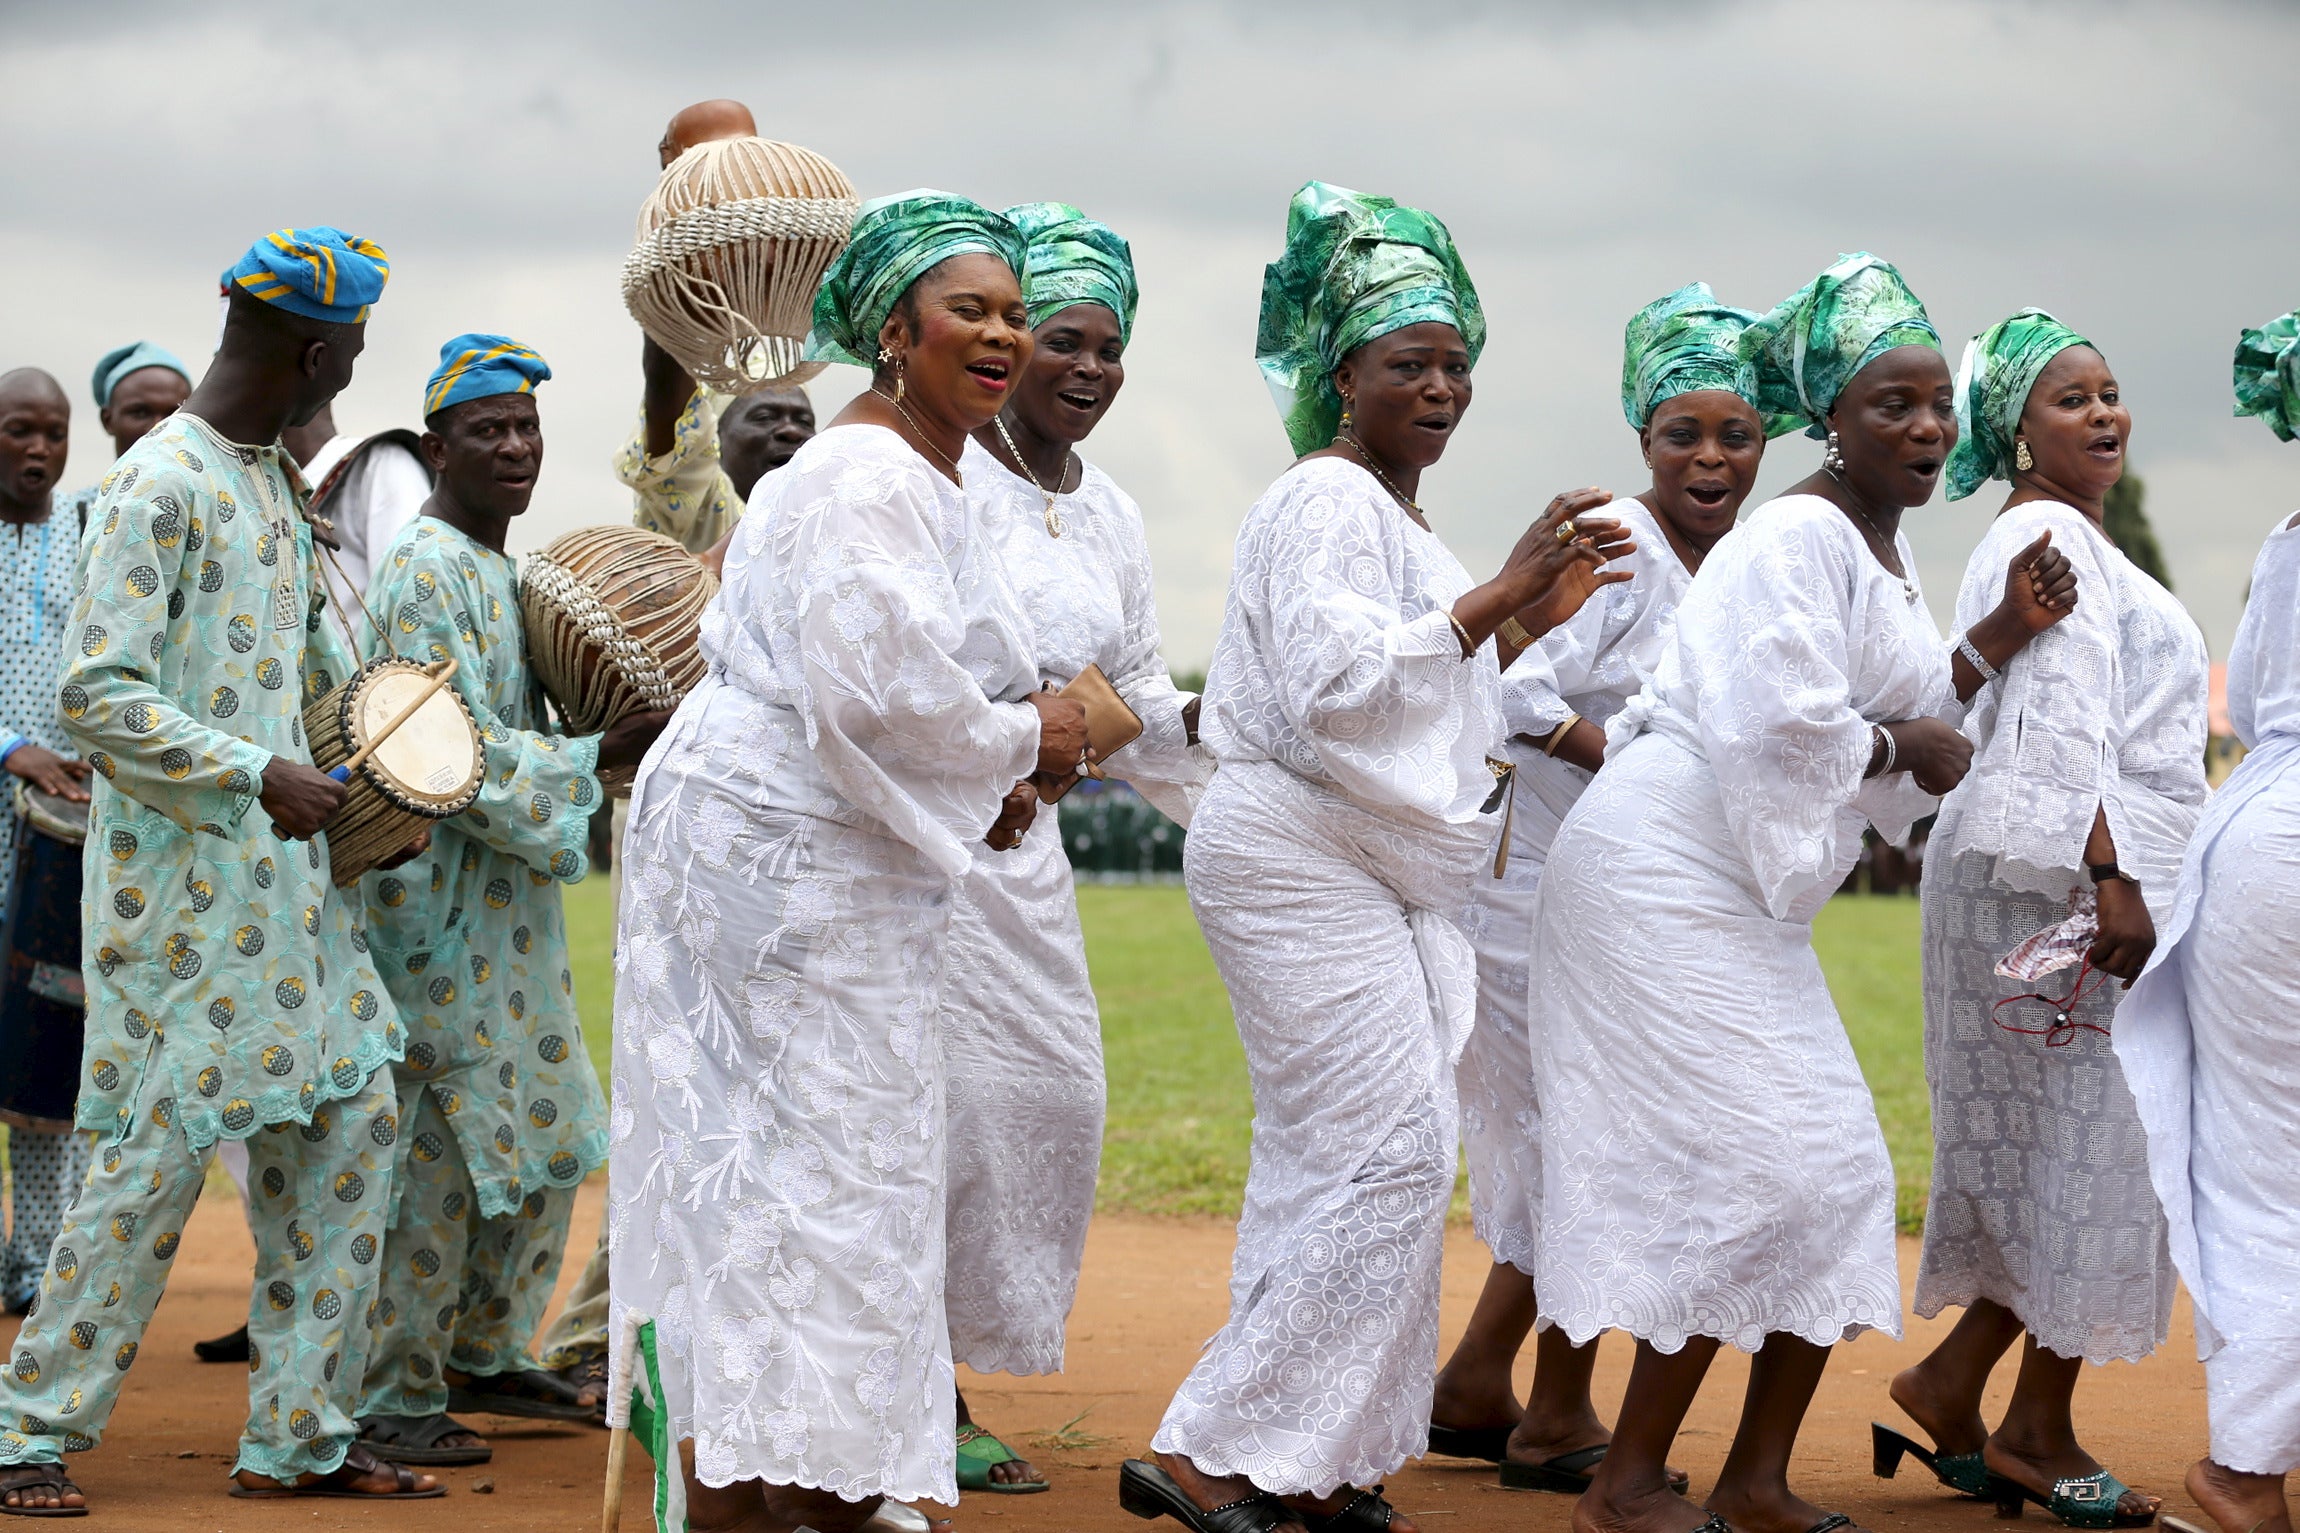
877, 346, 906, 403
1339, 405, 1353, 432
2014, 439, 2033, 471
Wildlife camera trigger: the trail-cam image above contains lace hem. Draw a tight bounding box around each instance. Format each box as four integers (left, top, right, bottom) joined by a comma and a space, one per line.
1541, 1281, 1904, 1355
1910, 1278, 2168, 1366
1149, 1414, 1423, 1501
1468, 1205, 1538, 1279
948, 1331, 1065, 1378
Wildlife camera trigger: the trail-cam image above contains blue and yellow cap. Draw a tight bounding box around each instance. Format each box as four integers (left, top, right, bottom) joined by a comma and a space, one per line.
423, 334, 551, 418
221, 227, 390, 324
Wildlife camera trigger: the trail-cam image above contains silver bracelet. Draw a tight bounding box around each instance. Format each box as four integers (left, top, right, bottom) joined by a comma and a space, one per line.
1871, 723, 1898, 777
1956, 633, 2000, 683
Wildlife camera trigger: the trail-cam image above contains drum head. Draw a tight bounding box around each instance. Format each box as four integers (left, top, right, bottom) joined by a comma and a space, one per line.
16, 780, 89, 846
353, 668, 484, 810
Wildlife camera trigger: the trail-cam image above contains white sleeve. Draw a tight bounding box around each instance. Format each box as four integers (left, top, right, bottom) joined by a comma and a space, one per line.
355, 445, 433, 597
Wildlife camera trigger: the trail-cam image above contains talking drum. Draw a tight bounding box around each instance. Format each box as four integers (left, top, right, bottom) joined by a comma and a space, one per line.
306, 657, 485, 886
0, 782, 91, 1132
520, 525, 715, 795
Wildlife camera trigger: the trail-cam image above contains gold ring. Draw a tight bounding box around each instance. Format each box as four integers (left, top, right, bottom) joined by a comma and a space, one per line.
1556, 518, 1579, 543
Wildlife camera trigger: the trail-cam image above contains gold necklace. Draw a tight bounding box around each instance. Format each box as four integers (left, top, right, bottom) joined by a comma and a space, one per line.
1337, 431, 1420, 514
875, 387, 963, 479
994, 416, 1069, 538
1835, 483, 1919, 604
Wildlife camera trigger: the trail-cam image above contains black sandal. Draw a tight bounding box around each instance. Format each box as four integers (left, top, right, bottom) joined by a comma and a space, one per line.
192, 1324, 250, 1363
1119, 1459, 1307, 1533
0, 1463, 85, 1518
358, 1411, 493, 1466
1299, 1486, 1398, 1531
1424, 1423, 1512, 1462
1499, 1443, 1609, 1492
1804, 1515, 1856, 1533
229, 1443, 445, 1500
447, 1366, 596, 1423
1871, 1423, 1991, 1497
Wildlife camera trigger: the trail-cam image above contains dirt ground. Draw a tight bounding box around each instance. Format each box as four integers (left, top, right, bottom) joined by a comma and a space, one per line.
38, 1178, 2216, 1532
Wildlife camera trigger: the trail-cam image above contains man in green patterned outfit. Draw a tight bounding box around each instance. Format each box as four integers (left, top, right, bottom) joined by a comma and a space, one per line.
0, 228, 444, 1513
351, 335, 667, 1469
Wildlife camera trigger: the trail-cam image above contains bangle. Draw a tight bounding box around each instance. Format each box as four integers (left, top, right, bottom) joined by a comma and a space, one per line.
1870, 723, 1897, 777
1541, 716, 1582, 757
1956, 633, 2000, 683
1446, 611, 1475, 657
2087, 860, 2137, 885
1498, 616, 1534, 650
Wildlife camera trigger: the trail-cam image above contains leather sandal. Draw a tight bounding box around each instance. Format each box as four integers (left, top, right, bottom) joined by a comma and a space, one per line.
1991, 1470, 2158, 1528
358, 1411, 493, 1466
1423, 1423, 1512, 1462
1872, 1422, 1991, 1497
229, 1443, 445, 1499
1298, 1486, 1398, 1531
0, 1463, 85, 1518
1119, 1459, 1307, 1532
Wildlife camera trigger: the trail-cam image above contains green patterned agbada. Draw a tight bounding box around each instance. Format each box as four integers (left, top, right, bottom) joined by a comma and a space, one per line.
1620, 281, 1788, 433
2234, 309, 2300, 442
1256, 180, 1486, 457
62, 414, 404, 1149
805, 190, 1029, 368
1006, 201, 1139, 338
358, 517, 607, 1220
1742, 251, 1941, 439
1946, 308, 2097, 500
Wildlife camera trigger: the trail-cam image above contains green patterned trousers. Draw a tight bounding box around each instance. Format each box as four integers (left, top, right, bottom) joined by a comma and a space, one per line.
358, 1082, 574, 1418
0, 1067, 398, 1482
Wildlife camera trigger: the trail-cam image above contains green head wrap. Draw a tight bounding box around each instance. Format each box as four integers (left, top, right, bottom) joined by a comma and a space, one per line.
1620, 282, 1787, 434
1255, 180, 1486, 457
1005, 202, 1138, 342
1741, 252, 1941, 440
805, 189, 1028, 368
2234, 309, 2300, 443
1945, 308, 2096, 501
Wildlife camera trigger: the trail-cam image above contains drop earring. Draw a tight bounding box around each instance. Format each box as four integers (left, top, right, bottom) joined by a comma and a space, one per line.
2014, 439, 2033, 472
1823, 428, 1846, 475
1338, 396, 1354, 435
877, 345, 906, 403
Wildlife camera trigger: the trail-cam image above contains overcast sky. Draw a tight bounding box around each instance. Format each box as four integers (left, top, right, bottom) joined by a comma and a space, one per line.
5, 0, 2296, 665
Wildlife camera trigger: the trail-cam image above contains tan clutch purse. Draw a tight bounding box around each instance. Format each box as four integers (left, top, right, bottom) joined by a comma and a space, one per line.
1033, 663, 1143, 804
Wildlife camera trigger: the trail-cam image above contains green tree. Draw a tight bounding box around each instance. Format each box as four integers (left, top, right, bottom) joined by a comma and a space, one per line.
2104, 470, 2171, 590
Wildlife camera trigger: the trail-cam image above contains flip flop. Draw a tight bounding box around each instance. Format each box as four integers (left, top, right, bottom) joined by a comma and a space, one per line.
1298, 1485, 1399, 1531
0, 1462, 86, 1518
229, 1444, 445, 1500
358, 1411, 493, 1466
1992, 1469, 2159, 1528
1118, 1459, 1305, 1532
1498, 1443, 1609, 1493
447, 1366, 597, 1423
957, 1422, 1048, 1494
1872, 1422, 1991, 1497
1424, 1423, 1513, 1462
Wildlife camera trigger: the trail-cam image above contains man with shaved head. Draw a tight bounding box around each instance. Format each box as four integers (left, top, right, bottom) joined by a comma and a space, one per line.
0, 366, 96, 1326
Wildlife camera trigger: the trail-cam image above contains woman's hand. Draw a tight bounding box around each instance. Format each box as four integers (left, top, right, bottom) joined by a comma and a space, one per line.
2088, 876, 2156, 984
1026, 691, 1091, 778
1455, 489, 1630, 652
1999, 529, 2078, 636
985, 781, 1037, 851
1880, 717, 1975, 796
3, 745, 90, 802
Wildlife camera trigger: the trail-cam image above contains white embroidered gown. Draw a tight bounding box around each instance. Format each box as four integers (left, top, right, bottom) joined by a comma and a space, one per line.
1457, 498, 1693, 1276
1150, 457, 1504, 1496
606, 426, 1042, 1505
2116, 511, 2300, 1473
941, 439, 1210, 1376
1916, 502, 2205, 1362
1530, 495, 1945, 1352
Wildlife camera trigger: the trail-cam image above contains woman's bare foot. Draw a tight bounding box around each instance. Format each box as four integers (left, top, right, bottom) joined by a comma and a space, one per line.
1887, 1361, 1988, 1457
1282, 1486, 1419, 1533
0, 1463, 85, 1513
1152, 1451, 1308, 1530
2185, 1459, 2290, 1533
955, 1386, 1041, 1488
1575, 1472, 1716, 1533
230, 1447, 442, 1498
1430, 1360, 1523, 1437
1708, 1478, 1870, 1533
1985, 1432, 2159, 1522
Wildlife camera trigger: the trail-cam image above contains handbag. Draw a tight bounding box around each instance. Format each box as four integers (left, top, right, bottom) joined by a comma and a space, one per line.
1032, 663, 1143, 805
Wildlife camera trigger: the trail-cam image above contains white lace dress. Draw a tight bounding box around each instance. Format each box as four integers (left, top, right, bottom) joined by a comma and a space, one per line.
1530, 494, 1946, 1352
1457, 498, 1693, 1277
2117, 512, 2300, 1473
941, 440, 1211, 1376
605, 425, 1043, 1505
1149, 457, 1504, 1497
1915, 503, 2205, 1362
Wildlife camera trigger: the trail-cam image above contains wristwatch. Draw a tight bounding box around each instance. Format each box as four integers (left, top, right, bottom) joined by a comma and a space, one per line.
2086, 861, 2138, 885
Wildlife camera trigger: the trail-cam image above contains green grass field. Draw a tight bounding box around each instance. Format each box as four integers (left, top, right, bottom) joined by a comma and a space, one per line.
563, 879, 1933, 1231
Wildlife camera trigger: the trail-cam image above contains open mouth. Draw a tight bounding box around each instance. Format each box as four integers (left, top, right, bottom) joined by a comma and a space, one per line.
1413, 414, 1454, 434
1056, 388, 1099, 412
1907, 457, 1942, 480
1684, 482, 1731, 509
966, 357, 1010, 390
2086, 433, 2122, 458
17, 468, 48, 491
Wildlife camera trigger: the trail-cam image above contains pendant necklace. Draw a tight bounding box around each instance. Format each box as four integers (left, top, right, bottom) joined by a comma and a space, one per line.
994, 416, 1070, 538
1836, 478, 1919, 605
877, 387, 964, 480
1337, 431, 1420, 516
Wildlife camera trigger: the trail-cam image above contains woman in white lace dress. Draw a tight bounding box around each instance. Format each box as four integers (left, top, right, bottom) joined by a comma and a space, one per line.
1119, 181, 1630, 1533
1881, 313, 2204, 1529
1529, 254, 2077, 1533
606, 193, 1088, 1533
939, 203, 1211, 1494
1432, 284, 1775, 1492
2113, 313, 2300, 1533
